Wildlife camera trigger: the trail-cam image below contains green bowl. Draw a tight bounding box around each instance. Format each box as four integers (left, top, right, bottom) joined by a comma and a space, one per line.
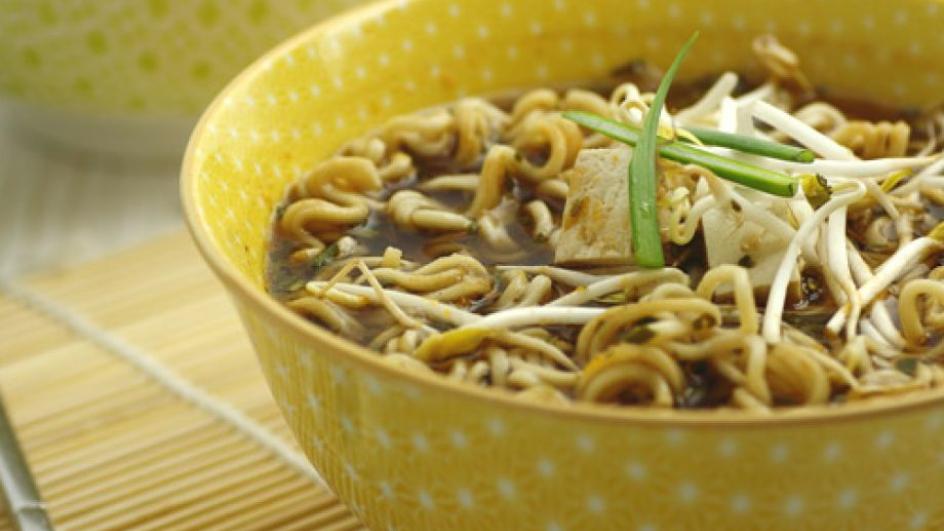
0, 0, 371, 156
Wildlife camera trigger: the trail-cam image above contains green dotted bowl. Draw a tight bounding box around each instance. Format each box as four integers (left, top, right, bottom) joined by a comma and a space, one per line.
0, 0, 370, 156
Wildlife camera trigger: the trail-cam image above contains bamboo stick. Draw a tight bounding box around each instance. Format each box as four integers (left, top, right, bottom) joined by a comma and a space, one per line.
0, 394, 52, 531
32, 412, 214, 478
199, 487, 332, 531
51, 433, 256, 513
132, 467, 300, 531
158, 475, 316, 531
55, 448, 274, 526
0, 231, 364, 530
282, 502, 363, 531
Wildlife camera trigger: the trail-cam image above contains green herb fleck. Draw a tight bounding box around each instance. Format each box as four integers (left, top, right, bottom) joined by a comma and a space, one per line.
621, 324, 656, 344
274, 204, 288, 221
311, 242, 339, 271
895, 357, 919, 377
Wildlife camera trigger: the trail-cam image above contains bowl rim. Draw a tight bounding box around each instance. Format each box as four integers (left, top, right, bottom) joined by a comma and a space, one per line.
181, 0, 944, 428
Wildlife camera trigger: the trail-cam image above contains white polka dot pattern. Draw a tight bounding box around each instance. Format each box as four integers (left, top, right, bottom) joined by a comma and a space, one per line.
184, 0, 944, 529
237, 299, 944, 530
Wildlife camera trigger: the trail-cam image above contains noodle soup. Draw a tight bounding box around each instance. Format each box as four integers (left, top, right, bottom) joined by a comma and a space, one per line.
267, 35, 944, 412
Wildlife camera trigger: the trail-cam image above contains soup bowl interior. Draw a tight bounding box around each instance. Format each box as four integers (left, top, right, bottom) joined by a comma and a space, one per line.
182, 0, 944, 529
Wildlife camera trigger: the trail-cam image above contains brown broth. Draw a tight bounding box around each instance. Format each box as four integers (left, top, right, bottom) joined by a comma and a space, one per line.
265, 74, 937, 345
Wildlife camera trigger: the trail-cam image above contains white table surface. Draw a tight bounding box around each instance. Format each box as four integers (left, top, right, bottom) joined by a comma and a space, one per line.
0, 107, 185, 279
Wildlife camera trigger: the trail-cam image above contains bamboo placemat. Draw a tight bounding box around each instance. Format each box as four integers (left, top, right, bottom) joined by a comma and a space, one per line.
0, 231, 364, 530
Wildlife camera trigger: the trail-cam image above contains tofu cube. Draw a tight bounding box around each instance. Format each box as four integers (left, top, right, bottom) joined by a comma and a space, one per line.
701, 187, 800, 297
555, 147, 634, 265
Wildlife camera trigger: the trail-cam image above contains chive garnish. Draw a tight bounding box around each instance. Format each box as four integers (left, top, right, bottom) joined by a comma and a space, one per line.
629, 32, 700, 268
310, 242, 339, 271
684, 127, 815, 163
563, 111, 799, 198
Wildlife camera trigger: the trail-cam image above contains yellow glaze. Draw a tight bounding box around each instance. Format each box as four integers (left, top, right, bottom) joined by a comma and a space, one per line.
182, 1, 944, 529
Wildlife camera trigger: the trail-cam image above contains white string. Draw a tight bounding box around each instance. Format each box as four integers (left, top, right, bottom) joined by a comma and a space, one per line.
0, 277, 327, 490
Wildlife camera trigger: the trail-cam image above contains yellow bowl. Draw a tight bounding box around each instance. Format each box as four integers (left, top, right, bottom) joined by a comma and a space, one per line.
182, 1, 944, 529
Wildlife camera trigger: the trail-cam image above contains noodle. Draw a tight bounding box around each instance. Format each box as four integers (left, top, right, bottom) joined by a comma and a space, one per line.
266, 36, 944, 411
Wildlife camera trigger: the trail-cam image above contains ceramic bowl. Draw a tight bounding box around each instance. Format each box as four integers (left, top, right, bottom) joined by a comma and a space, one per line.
182, 0, 944, 529
0, 0, 369, 156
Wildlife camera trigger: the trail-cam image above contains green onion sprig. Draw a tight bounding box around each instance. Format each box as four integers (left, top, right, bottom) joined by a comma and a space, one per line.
685, 126, 815, 163
628, 32, 700, 268
563, 111, 799, 198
